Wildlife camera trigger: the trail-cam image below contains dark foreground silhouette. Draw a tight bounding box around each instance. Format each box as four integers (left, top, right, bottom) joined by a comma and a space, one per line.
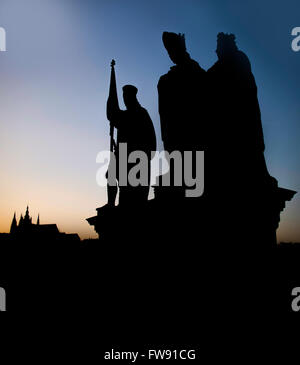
85, 32, 298, 342
0, 32, 298, 350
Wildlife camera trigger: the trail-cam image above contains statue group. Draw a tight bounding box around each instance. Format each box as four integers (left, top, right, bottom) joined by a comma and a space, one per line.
86, 32, 296, 333
89, 31, 295, 248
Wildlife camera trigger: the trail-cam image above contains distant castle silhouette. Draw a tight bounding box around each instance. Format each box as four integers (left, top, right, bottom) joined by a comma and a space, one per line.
9, 206, 80, 242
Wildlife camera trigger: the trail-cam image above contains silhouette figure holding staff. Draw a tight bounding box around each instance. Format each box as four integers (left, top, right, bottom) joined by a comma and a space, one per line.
106, 60, 156, 206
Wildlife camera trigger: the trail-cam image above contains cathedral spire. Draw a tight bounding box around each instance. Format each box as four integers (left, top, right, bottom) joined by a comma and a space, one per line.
10, 212, 17, 234
19, 214, 24, 227
23, 205, 32, 226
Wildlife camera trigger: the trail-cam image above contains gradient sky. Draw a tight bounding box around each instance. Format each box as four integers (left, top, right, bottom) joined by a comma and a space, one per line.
0, 0, 299, 240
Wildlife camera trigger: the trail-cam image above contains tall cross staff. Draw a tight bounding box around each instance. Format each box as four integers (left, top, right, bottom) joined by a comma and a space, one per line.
106, 59, 119, 206
107, 59, 118, 153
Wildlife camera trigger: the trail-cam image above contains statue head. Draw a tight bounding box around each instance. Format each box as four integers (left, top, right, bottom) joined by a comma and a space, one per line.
216, 32, 238, 60
123, 85, 138, 109
162, 32, 188, 65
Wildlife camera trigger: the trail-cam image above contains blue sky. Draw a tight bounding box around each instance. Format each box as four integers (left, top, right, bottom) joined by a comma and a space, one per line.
0, 0, 299, 240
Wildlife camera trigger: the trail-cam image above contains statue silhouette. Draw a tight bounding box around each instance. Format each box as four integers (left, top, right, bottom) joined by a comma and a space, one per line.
206, 33, 283, 246
84, 32, 297, 339
207, 33, 273, 191
107, 83, 156, 206
158, 32, 207, 152
157, 32, 207, 197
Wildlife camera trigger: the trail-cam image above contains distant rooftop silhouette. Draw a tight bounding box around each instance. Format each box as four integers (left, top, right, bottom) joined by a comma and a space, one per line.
9, 206, 80, 242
